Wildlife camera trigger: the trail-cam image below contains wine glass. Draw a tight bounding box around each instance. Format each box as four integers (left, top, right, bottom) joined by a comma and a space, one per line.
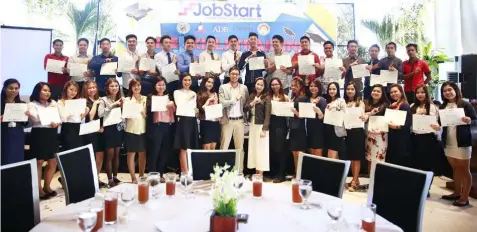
121, 186, 135, 218
234, 172, 245, 190
327, 201, 343, 231
148, 172, 161, 199
298, 179, 313, 209
180, 172, 194, 199
77, 211, 97, 232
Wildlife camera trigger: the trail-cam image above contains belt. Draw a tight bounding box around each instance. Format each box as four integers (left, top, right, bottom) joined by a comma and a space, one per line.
228, 116, 243, 121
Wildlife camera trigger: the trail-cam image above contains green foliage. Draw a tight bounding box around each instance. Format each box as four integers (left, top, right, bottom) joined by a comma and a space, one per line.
420, 42, 452, 97
361, 15, 398, 49
66, 0, 98, 42
215, 199, 237, 217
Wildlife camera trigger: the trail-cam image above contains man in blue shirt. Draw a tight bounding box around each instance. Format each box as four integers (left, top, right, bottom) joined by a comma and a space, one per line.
177, 35, 200, 92
88, 38, 121, 96
238, 32, 267, 92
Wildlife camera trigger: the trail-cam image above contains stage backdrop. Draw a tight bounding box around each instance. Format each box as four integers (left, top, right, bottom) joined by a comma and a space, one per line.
112, 0, 344, 56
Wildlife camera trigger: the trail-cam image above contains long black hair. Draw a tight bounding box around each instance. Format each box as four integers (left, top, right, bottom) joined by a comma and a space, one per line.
325, 82, 340, 103
365, 84, 389, 113
441, 81, 464, 108
30, 82, 52, 103
344, 81, 362, 107
1, 79, 22, 113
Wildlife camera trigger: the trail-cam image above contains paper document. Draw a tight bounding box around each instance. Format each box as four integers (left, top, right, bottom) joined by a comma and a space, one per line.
344, 107, 364, 129
249, 57, 265, 71
176, 101, 197, 117
298, 55, 315, 75
412, 115, 438, 133
2, 103, 28, 122
351, 64, 370, 78
384, 109, 407, 126
204, 104, 223, 120
100, 62, 117, 75
380, 70, 398, 84
68, 63, 88, 77
324, 109, 345, 127
46, 59, 66, 74
39, 107, 61, 126
117, 56, 136, 73
271, 101, 294, 117
439, 108, 466, 127
368, 116, 388, 132
298, 102, 316, 118
323, 58, 343, 80
103, 108, 122, 126
274, 55, 292, 68
139, 58, 156, 72
122, 102, 143, 119
205, 60, 222, 74
79, 120, 100, 135
151, 96, 170, 112
189, 63, 205, 76
160, 63, 179, 83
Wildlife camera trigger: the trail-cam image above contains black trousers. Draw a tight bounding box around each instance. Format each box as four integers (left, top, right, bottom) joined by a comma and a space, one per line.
147, 123, 172, 174
141, 78, 155, 96
405, 91, 415, 104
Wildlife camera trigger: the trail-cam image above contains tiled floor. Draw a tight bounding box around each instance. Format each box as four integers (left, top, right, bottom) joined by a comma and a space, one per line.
40, 173, 477, 232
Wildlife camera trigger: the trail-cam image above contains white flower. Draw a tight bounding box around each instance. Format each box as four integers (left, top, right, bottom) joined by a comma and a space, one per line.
210, 164, 240, 216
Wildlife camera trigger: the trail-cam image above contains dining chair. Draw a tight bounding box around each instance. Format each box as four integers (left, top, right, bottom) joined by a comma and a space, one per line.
56, 144, 99, 205
187, 149, 240, 181
1, 159, 41, 232
296, 152, 351, 198
367, 161, 433, 232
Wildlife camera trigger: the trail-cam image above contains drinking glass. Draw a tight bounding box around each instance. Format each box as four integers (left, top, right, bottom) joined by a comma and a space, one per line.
326, 201, 343, 231
121, 186, 135, 218
361, 203, 376, 232
252, 174, 263, 198
138, 177, 149, 204
89, 200, 103, 232
180, 172, 194, 198
148, 172, 161, 199
234, 172, 245, 190
77, 211, 97, 232
104, 191, 119, 225
291, 178, 302, 204
298, 179, 312, 209
165, 173, 176, 197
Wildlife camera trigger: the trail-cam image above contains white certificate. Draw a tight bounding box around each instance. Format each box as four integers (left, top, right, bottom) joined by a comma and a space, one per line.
384, 109, 407, 126
271, 101, 294, 117
65, 99, 86, 116
370, 74, 385, 86
38, 107, 61, 126
298, 55, 315, 75
122, 102, 142, 119
46, 59, 65, 74
204, 104, 223, 120
103, 108, 122, 126
139, 58, 156, 72
323, 58, 343, 80
151, 96, 169, 112
344, 107, 364, 129
79, 120, 100, 135
368, 116, 388, 132
249, 57, 265, 71
176, 101, 196, 117
380, 70, 398, 84
324, 109, 345, 127
351, 64, 370, 78
68, 63, 88, 77
160, 63, 179, 83
189, 63, 205, 76
412, 115, 438, 133
100, 62, 118, 75
439, 108, 466, 127
117, 56, 136, 73
205, 60, 222, 74
274, 55, 292, 68
2, 103, 28, 122
298, 102, 316, 118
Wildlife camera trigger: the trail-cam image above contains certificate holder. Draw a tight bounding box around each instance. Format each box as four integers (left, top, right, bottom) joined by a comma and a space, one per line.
151, 96, 170, 112
271, 101, 294, 117
368, 116, 389, 133
38, 107, 61, 126
384, 109, 407, 126
298, 102, 316, 118
324, 109, 345, 127
249, 57, 265, 71
2, 103, 28, 122
439, 108, 466, 127
297, 55, 314, 75
204, 104, 223, 120
79, 120, 100, 135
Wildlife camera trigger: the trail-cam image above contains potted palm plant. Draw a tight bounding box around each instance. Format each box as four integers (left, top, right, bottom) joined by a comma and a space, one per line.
420, 42, 452, 99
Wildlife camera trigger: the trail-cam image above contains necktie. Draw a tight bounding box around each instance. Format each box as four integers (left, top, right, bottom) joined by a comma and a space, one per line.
210, 52, 215, 60
189, 52, 195, 63
167, 52, 172, 64
233, 51, 237, 63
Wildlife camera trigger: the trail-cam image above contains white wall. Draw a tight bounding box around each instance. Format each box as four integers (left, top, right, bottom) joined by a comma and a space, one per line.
460, 0, 477, 54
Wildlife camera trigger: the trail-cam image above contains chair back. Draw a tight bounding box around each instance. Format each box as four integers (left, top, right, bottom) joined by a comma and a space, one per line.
368, 161, 433, 232
1, 159, 40, 232
56, 144, 99, 205
296, 152, 350, 198
187, 149, 239, 180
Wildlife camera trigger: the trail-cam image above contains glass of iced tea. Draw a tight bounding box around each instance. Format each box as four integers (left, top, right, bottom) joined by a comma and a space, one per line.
104, 191, 118, 225
361, 203, 376, 232
291, 178, 302, 204
252, 174, 263, 198
165, 173, 176, 197
89, 200, 103, 232
138, 177, 149, 204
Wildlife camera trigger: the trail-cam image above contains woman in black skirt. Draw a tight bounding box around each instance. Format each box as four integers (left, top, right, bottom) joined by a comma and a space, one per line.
197, 76, 220, 150
343, 81, 366, 191
98, 78, 124, 187
174, 73, 200, 173
124, 78, 147, 183
268, 78, 289, 183
289, 77, 308, 172
58, 81, 88, 151
324, 82, 346, 159
307, 79, 327, 156
387, 84, 412, 167
27, 82, 61, 199
82, 80, 107, 187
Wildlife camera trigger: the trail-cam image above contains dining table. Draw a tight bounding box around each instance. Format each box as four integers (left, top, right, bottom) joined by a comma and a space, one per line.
31, 181, 403, 232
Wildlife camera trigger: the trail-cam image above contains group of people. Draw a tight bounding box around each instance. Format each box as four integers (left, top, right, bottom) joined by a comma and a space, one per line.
0, 31, 474, 208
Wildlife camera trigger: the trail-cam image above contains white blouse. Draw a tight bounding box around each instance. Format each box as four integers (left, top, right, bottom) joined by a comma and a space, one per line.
28, 100, 58, 128
410, 103, 439, 134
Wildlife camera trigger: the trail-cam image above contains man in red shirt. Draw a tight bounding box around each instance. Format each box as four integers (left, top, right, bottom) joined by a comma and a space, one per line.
403, 43, 432, 103
291, 36, 321, 85
44, 39, 69, 100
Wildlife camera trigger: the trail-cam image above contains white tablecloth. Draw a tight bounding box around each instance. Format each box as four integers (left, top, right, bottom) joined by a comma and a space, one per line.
31, 182, 402, 232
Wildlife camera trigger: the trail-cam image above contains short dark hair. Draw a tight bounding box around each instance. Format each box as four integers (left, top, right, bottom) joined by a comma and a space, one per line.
386, 42, 397, 50
77, 38, 89, 45
160, 35, 172, 44
125, 34, 137, 41
206, 35, 216, 42
249, 32, 258, 38
184, 35, 196, 44
369, 44, 380, 51
272, 35, 284, 43
228, 35, 238, 42
99, 38, 111, 45
323, 41, 334, 48
229, 66, 240, 74
300, 36, 310, 42
30, 82, 52, 103
151, 76, 169, 97
145, 36, 156, 43
52, 39, 63, 45
347, 40, 358, 47
406, 43, 418, 51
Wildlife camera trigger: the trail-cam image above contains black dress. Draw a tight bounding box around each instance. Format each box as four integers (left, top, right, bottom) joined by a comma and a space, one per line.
30, 127, 59, 160
306, 97, 327, 149
289, 96, 307, 151
345, 102, 366, 161
60, 123, 82, 151
200, 120, 221, 144
387, 102, 412, 166
82, 98, 104, 152
174, 116, 199, 149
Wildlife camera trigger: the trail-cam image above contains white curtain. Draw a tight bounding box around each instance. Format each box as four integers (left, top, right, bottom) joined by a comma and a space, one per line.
460, 0, 477, 54
434, 0, 462, 57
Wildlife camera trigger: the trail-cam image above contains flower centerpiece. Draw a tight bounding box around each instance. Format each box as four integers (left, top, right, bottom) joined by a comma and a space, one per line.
209, 164, 240, 232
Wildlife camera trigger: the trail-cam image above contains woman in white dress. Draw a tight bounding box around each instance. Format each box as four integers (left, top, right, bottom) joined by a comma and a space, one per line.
439, 81, 476, 207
